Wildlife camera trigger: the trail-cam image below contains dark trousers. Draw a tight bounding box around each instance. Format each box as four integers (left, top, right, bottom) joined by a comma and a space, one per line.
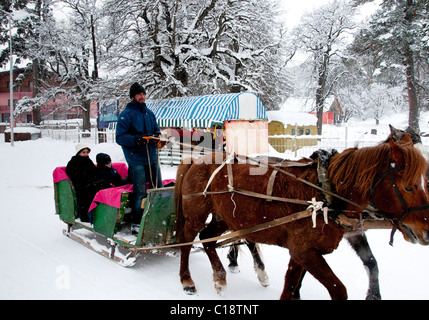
128, 164, 163, 224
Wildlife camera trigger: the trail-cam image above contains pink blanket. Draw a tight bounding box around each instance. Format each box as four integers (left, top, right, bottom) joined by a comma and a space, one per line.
89, 179, 175, 212
52, 163, 129, 183
89, 184, 134, 211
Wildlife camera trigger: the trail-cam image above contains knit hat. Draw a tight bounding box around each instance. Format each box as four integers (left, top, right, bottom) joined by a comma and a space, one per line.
129, 82, 146, 98
96, 153, 112, 167
75, 142, 91, 155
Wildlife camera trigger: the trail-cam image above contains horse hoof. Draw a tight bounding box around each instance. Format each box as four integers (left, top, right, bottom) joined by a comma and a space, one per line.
215, 281, 227, 296
259, 278, 270, 287
256, 270, 270, 287
183, 286, 197, 295
228, 265, 240, 274
365, 293, 381, 300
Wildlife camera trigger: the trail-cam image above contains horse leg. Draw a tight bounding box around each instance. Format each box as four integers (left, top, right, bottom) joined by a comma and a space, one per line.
280, 258, 305, 300
291, 270, 306, 300
226, 241, 269, 287
200, 219, 229, 295
227, 243, 240, 273
288, 250, 347, 300
345, 231, 381, 300
179, 218, 208, 294
247, 242, 270, 287
180, 244, 197, 294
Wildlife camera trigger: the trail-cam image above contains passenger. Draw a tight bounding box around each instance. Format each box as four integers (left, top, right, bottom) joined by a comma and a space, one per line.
116, 82, 163, 234
66, 143, 101, 222
96, 153, 127, 187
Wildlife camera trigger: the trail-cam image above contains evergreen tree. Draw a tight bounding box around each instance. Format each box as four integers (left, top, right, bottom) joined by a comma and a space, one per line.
352, 0, 429, 132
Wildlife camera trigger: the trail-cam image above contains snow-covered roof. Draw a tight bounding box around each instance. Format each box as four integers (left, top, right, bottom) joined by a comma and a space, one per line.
5, 127, 41, 134
146, 92, 266, 128
267, 110, 317, 126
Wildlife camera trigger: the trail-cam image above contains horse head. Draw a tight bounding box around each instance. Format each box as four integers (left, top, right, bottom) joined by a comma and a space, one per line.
371, 134, 429, 245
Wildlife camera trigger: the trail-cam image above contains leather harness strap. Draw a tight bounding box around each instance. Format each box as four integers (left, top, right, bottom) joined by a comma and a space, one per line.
266, 169, 278, 200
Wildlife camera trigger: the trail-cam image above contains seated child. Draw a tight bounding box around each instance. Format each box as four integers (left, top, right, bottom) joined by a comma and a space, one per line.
96, 153, 127, 188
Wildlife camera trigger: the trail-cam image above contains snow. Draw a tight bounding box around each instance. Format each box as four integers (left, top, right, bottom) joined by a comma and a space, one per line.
5, 127, 41, 134
2, 113, 429, 301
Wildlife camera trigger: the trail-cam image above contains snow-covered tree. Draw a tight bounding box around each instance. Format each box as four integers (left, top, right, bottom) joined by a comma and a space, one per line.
292, 0, 356, 134
101, 0, 291, 110
17, 0, 103, 131
0, 0, 54, 125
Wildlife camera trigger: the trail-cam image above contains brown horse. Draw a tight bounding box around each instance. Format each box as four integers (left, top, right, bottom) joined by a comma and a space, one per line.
174, 135, 429, 299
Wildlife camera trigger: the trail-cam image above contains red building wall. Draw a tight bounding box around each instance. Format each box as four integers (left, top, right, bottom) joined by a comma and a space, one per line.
0, 69, 97, 124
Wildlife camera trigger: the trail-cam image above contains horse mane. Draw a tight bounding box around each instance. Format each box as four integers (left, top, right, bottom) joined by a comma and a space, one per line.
328, 139, 427, 196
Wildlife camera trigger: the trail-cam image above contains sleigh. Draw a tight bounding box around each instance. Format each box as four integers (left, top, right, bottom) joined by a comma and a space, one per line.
53, 164, 177, 266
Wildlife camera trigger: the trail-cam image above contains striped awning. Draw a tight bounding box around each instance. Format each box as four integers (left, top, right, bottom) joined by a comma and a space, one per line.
154, 118, 224, 129
146, 92, 266, 128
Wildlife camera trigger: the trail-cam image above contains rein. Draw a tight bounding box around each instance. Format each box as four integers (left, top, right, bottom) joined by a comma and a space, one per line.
128, 209, 315, 253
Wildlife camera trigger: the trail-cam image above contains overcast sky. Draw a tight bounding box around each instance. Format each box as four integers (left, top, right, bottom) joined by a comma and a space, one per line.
282, 0, 381, 29
282, 0, 327, 28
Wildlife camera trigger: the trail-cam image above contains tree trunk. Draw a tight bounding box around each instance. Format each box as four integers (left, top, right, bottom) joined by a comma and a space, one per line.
405, 51, 419, 132
90, 15, 99, 81
316, 87, 324, 136
32, 0, 42, 125
82, 99, 91, 133
32, 59, 41, 125
315, 55, 328, 136
404, 0, 420, 132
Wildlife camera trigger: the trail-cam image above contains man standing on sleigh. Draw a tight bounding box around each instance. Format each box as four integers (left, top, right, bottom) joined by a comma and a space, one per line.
116, 82, 163, 233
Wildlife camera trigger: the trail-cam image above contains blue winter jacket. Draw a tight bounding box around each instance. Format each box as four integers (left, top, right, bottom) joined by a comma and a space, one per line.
116, 101, 161, 166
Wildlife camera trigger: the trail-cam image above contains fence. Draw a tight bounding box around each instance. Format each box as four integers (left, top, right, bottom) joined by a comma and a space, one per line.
40, 126, 116, 144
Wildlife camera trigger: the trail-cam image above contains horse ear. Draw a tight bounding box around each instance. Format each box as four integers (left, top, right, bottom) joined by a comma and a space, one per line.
400, 133, 413, 145
389, 124, 402, 140
389, 136, 405, 167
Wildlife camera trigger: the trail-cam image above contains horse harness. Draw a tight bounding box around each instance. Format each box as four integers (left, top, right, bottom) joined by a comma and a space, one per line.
369, 166, 429, 245
182, 152, 380, 231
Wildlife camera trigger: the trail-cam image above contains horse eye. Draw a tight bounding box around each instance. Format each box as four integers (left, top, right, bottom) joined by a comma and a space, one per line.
404, 186, 414, 192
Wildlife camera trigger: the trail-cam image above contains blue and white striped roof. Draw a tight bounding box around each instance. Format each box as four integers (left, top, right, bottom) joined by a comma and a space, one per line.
146, 92, 266, 128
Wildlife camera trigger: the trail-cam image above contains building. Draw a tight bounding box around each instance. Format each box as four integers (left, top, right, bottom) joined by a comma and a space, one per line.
0, 69, 97, 124
309, 97, 344, 125
267, 110, 318, 153
0, 69, 33, 123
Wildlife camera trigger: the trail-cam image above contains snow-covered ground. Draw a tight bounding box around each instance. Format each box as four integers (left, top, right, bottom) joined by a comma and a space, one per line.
2, 112, 429, 301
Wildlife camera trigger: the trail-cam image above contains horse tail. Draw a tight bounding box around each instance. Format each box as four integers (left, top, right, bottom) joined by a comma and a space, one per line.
174, 157, 194, 243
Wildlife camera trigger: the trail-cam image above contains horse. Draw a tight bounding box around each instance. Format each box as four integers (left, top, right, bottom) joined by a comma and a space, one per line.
174, 134, 429, 299
227, 125, 429, 300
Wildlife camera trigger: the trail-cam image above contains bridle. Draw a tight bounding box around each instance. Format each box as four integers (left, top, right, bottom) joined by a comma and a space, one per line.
370, 166, 429, 245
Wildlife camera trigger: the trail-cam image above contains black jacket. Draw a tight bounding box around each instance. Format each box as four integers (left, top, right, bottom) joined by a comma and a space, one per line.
96, 153, 126, 187
66, 155, 103, 222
